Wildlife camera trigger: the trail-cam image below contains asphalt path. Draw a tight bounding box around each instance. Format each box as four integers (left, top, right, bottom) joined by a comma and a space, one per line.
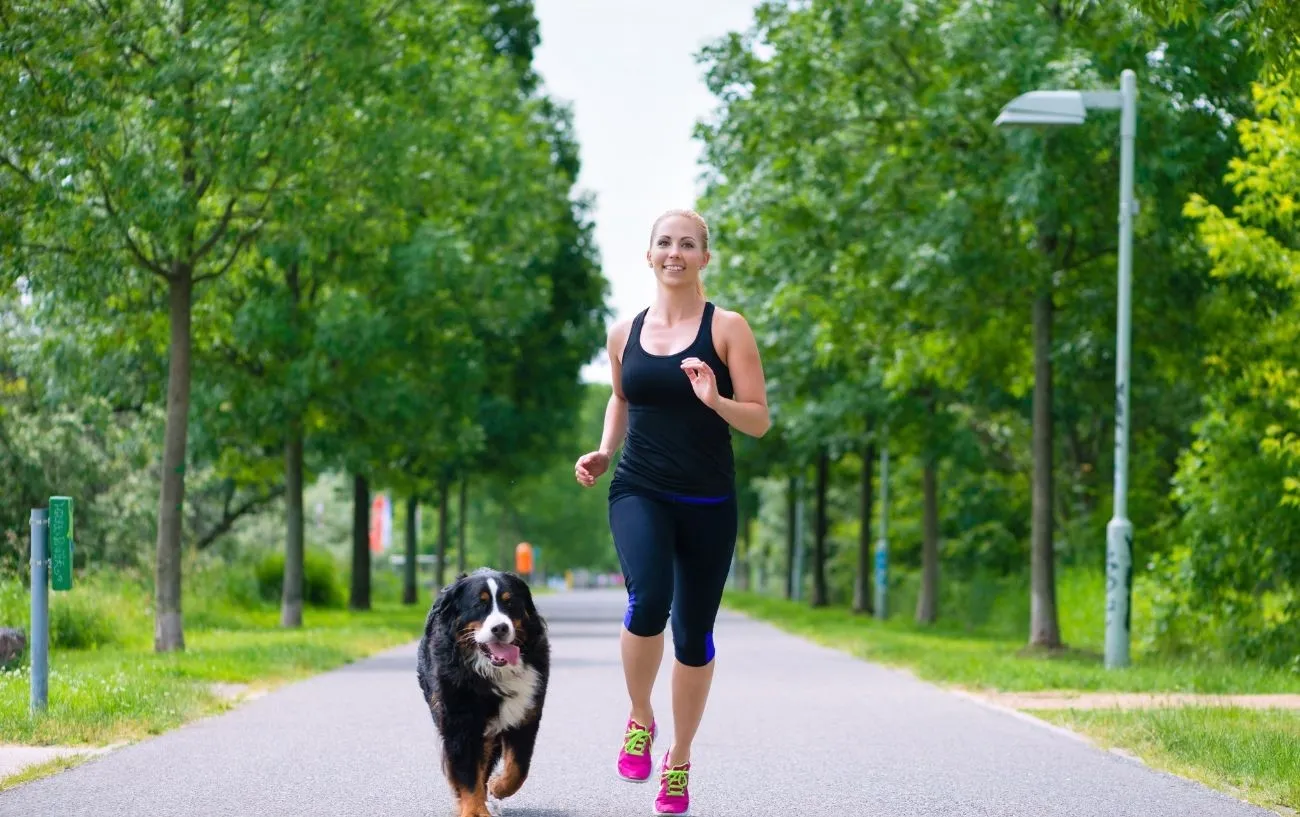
0, 589, 1273, 816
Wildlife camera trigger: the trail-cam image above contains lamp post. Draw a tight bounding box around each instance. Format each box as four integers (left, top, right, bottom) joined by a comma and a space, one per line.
995, 69, 1137, 669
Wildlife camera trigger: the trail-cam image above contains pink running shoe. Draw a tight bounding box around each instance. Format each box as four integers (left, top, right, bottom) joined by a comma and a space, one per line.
616, 718, 656, 782
653, 752, 691, 815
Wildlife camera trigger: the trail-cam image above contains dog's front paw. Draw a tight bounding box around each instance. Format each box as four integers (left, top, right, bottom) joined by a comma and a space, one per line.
485, 795, 502, 817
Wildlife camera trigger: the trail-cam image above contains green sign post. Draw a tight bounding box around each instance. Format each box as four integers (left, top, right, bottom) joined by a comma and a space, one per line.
49, 496, 74, 591
31, 496, 73, 713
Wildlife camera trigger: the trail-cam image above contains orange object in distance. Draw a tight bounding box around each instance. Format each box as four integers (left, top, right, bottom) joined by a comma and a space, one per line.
515, 542, 534, 574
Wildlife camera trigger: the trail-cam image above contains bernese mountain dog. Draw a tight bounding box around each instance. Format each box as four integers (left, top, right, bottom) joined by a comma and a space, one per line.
416, 568, 550, 817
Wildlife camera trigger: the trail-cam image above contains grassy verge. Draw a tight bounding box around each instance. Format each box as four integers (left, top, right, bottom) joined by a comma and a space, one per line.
0, 602, 430, 747
722, 582, 1300, 814
1032, 708, 1300, 814
0, 754, 98, 794
721, 589, 1297, 693
0, 555, 435, 753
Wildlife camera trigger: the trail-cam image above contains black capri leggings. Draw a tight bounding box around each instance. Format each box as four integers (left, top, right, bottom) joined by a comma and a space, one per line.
609, 490, 738, 667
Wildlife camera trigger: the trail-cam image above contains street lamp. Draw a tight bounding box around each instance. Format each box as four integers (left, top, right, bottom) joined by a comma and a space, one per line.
995, 69, 1137, 670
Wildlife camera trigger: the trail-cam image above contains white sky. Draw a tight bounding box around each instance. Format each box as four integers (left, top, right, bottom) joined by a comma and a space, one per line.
530, 0, 760, 385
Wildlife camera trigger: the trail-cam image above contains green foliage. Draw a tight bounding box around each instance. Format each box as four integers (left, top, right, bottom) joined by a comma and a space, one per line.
1155, 73, 1300, 667
253, 550, 346, 610
691, 0, 1299, 666
723, 587, 1297, 693
474, 383, 622, 574
1135, 0, 1300, 75
0, 563, 430, 747
0, 569, 148, 650
0, 395, 161, 575
0, 0, 608, 640
48, 592, 119, 651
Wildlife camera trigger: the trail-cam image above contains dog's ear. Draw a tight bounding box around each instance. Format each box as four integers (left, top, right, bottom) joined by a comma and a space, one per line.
507, 572, 543, 624
430, 574, 465, 619
454, 571, 468, 582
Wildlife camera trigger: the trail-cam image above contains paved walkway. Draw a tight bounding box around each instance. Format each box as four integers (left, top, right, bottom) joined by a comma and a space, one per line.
0, 590, 1273, 816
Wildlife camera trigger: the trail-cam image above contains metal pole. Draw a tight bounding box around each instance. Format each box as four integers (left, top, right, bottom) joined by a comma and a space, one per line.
792, 475, 805, 602
30, 507, 49, 713
1105, 68, 1137, 669
875, 431, 890, 621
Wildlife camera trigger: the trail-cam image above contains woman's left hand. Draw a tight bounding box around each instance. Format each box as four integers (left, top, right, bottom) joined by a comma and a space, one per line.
681, 357, 720, 409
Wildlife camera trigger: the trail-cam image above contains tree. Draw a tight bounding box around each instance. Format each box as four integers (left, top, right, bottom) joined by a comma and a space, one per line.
0, 0, 378, 650
1162, 73, 1300, 664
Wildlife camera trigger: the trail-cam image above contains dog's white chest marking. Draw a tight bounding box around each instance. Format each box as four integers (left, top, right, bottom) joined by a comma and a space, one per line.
487, 665, 540, 735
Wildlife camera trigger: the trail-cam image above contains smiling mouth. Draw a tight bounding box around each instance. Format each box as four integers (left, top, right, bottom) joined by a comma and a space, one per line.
664, 265, 684, 272
478, 640, 520, 667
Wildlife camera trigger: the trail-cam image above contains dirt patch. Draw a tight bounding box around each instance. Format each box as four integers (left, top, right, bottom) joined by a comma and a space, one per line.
209, 682, 267, 704
970, 690, 1300, 710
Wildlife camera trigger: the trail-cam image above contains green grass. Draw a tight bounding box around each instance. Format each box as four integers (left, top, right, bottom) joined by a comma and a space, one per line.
0, 557, 432, 749
0, 753, 97, 793
722, 588, 1298, 693
1032, 708, 1300, 813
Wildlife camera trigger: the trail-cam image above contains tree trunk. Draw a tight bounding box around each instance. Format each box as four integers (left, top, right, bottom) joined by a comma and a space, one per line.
853, 439, 876, 615
498, 495, 512, 572
1030, 289, 1062, 647
154, 269, 193, 653
785, 476, 797, 600
811, 449, 830, 607
403, 495, 419, 605
457, 478, 468, 575
280, 415, 305, 628
350, 473, 371, 611
916, 457, 939, 624
436, 480, 450, 589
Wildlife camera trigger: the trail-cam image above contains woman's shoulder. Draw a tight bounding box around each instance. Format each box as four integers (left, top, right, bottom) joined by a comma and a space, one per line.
606, 315, 637, 362
710, 303, 754, 337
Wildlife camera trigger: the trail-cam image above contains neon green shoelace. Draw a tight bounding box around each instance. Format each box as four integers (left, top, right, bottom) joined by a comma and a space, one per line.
623, 725, 652, 756
660, 767, 689, 796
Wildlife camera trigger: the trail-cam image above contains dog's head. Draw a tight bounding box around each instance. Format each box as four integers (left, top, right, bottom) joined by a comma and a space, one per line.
431, 568, 543, 676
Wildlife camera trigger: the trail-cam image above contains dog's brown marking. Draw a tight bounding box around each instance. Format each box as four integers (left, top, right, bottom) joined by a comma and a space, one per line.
457, 622, 481, 650
489, 742, 528, 800
452, 740, 495, 817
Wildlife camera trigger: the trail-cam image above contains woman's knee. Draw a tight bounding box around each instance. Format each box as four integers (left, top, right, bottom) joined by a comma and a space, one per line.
670, 621, 717, 667
623, 589, 671, 637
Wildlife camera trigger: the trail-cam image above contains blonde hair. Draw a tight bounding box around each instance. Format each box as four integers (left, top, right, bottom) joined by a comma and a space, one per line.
650, 209, 710, 298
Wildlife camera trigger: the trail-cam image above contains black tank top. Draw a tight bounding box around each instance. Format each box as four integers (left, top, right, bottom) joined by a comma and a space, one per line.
610, 302, 736, 500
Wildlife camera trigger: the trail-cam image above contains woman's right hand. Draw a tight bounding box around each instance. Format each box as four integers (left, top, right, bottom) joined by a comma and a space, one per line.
574, 450, 611, 487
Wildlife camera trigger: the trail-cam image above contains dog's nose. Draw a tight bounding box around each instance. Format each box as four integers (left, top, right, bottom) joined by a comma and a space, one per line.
492, 622, 510, 639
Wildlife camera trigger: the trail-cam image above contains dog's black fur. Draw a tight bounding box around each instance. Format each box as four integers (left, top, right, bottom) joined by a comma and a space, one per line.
417, 568, 550, 817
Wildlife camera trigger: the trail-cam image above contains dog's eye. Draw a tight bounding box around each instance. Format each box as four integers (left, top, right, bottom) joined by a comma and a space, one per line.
500, 592, 511, 602
479, 591, 490, 602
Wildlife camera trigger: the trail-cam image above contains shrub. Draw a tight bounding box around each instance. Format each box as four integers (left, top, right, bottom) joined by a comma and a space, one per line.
48, 587, 120, 649
254, 549, 346, 609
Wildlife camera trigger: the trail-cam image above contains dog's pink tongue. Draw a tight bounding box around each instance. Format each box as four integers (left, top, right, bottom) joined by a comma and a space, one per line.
487, 642, 520, 665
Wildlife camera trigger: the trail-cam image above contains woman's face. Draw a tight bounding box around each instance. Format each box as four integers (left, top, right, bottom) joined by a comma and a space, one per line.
647, 215, 709, 290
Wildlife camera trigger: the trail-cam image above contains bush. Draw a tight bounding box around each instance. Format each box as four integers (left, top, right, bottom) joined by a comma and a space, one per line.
254, 549, 346, 609
1144, 545, 1300, 669
0, 568, 142, 650
48, 589, 120, 649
